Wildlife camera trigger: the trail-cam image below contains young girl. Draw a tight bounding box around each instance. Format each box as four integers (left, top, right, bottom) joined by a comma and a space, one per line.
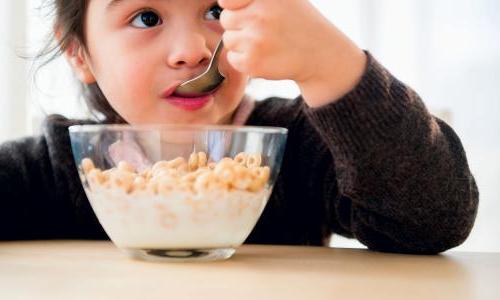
0, 0, 478, 254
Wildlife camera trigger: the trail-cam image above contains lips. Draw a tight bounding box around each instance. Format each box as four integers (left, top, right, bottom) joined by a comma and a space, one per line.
161, 81, 215, 112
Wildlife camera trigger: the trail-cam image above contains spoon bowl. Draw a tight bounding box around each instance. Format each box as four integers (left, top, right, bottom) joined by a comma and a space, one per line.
174, 40, 225, 98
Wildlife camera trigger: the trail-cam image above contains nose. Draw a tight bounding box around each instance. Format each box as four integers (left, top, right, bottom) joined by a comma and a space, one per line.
167, 31, 212, 69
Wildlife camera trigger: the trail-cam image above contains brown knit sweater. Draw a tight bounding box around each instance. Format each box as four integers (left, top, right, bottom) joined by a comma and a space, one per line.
0, 53, 478, 254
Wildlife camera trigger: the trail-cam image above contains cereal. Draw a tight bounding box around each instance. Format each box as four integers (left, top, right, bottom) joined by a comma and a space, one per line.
87, 168, 105, 185
188, 152, 199, 171
177, 163, 189, 174
133, 176, 147, 191
152, 161, 170, 174
214, 162, 235, 185
158, 178, 176, 196
81, 151, 270, 195
155, 168, 181, 180
110, 170, 135, 194
248, 167, 271, 192
181, 172, 198, 183
81, 158, 95, 174
252, 166, 271, 183
118, 161, 135, 173
167, 157, 186, 169
234, 152, 248, 165
147, 180, 160, 195
219, 157, 234, 165
177, 180, 194, 193
232, 165, 253, 190
140, 169, 153, 180
194, 172, 217, 191
247, 179, 262, 192
197, 152, 208, 168
246, 154, 262, 168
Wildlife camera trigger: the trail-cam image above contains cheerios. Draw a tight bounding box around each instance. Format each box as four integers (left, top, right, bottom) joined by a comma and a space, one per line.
140, 169, 152, 180
110, 170, 135, 193
117, 161, 135, 173
188, 152, 198, 171
167, 157, 186, 169
151, 161, 170, 176
234, 152, 248, 165
219, 157, 234, 165
248, 166, 271, 191
147, 180, 159, 195
87, 168, 104, 185
214, 162, 235, 185
246, 154, 262, 168
252, 166, 271, 183
197, 152, 208, 168
194, 172, 217, 191
133, 176, 147, 191
158, 178, 176, 196
232, 165, 253, 190
81, 151, 271, 196
81, 158, 95, 174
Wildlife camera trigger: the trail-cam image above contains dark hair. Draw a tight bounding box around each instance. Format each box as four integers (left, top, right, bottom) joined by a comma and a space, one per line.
38, 0, 126, 123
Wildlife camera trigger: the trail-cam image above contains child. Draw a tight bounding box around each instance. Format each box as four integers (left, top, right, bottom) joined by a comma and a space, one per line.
0, 0, 478, 254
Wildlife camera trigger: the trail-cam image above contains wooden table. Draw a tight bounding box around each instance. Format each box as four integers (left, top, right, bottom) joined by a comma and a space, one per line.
0, 241, 498, 300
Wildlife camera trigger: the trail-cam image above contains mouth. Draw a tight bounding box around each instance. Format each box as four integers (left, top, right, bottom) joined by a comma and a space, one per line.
161, 81, 217, 112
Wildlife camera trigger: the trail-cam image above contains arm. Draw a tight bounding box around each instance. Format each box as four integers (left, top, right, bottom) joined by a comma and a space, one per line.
0, 136, 62, 239
219, 0, 478, 253
0, 135, 105, 240
303, 53, 479, 254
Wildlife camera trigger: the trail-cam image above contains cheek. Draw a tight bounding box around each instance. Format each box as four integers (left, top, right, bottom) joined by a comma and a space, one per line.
93, 58, 155, 116
227, 65, 248, 96
86, 30, 158, 109
220, 52, 249, 94
228, 71, 248, 98
217, 67, 248, 116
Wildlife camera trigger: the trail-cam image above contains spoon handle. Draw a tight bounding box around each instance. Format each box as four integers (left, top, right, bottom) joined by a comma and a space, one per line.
210, 39, 225, 77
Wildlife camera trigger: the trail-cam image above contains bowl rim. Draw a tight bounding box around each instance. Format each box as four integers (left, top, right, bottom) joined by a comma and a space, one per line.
68, 124, 288, 135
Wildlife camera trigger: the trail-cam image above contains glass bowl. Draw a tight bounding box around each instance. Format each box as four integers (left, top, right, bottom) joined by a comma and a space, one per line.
69, 124, 287, 262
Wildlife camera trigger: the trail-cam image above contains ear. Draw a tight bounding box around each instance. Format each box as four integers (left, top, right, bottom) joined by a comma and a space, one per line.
57, 29, 96, 84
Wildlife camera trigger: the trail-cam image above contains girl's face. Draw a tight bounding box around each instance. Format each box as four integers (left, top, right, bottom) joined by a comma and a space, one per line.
71, 0, 248, 125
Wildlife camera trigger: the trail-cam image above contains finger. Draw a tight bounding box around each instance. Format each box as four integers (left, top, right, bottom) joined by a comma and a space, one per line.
226, 51, 250, 74
218, 0, 253, 10
219, 10, 243, 31
222, 30, 245, 52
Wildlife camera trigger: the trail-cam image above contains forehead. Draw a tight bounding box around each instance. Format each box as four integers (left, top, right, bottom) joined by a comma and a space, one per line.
104, 0, 209, 9
106, 0, 163, 9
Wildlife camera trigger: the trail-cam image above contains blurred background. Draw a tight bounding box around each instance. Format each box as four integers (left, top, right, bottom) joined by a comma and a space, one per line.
0, 0, 498, 252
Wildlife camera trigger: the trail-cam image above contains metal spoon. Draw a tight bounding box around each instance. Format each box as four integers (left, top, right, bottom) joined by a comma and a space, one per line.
173, 39, 225, 98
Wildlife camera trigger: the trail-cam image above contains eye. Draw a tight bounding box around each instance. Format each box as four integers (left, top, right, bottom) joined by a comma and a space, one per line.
130, 10, 163, 28
205, 3, 223, 20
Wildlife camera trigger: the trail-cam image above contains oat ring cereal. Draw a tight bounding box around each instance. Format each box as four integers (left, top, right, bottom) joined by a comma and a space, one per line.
81, 152, 269, 195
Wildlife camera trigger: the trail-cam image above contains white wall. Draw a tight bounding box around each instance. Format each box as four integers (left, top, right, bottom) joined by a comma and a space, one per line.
0, 2, 28, 142
3, 0, 499, 252
26, 0, 90, 134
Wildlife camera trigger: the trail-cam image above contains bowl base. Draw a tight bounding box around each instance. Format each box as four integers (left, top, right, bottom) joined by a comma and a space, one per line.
125, 247, 236, 262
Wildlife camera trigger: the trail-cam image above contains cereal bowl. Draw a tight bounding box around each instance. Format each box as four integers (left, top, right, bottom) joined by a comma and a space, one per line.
69, 124, 287, 262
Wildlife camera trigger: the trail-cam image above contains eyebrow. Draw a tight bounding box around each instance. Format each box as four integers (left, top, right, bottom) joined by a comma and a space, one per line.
107, 0, 170, 10
107, 0, 129, 10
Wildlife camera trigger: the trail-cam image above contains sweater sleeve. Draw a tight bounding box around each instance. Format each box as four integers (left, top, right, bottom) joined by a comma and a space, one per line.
302, 52, 479, 254
0, 136, 75, 239
0, 123, 107, 240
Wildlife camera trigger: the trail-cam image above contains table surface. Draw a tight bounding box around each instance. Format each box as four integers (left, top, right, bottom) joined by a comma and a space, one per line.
0, 241, 498, 300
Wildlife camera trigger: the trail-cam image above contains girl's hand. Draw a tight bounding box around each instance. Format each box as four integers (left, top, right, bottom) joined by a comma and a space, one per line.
219, 0, 367, 107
